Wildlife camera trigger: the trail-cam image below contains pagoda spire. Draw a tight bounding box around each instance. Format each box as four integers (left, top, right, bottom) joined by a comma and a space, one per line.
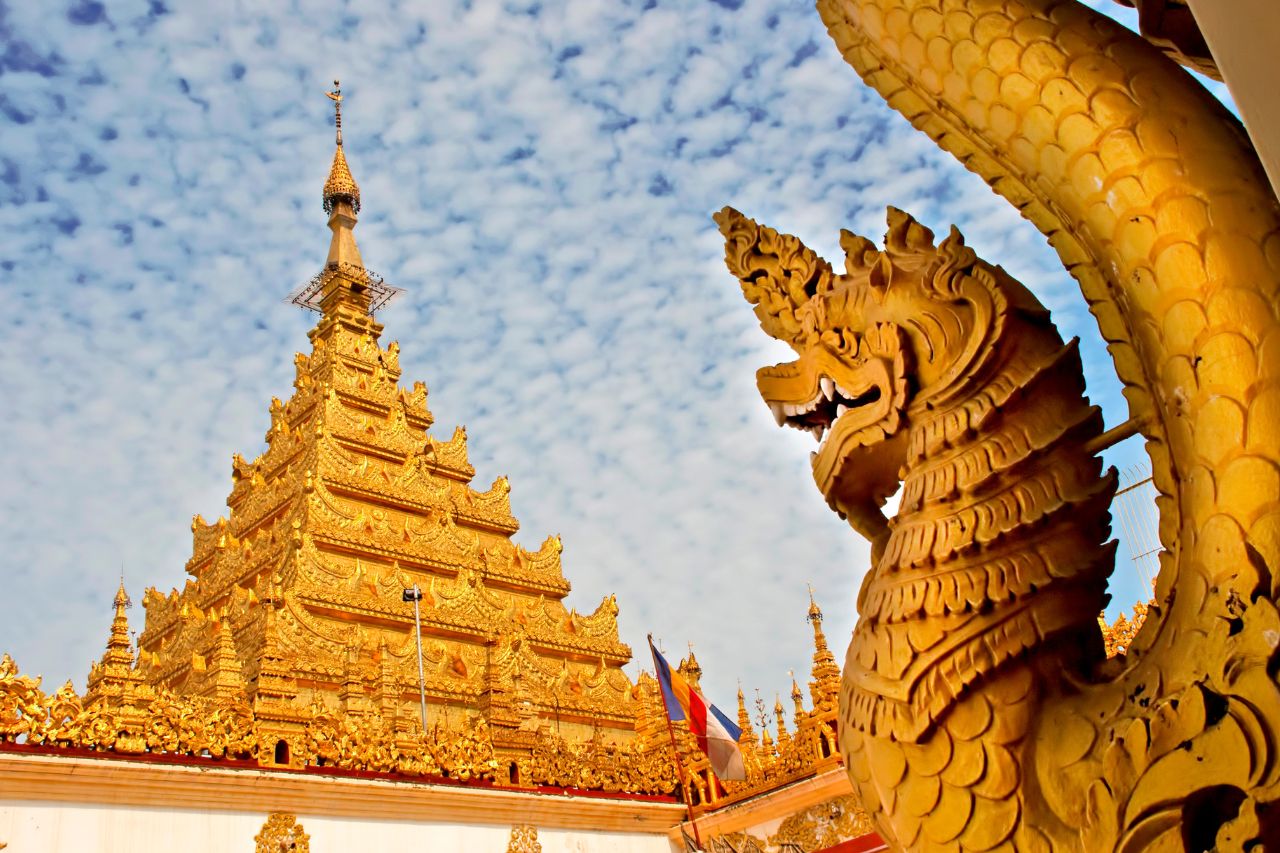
807, 585, 841, 712
322, 79, 364, 272
789, 671, 805, 728
736, 683, 755, 746
678, 642, 702, 692
85, 577, 144, 707
773, 694, 791, 750
289, 80, 401, 319
103, 578, 133, 666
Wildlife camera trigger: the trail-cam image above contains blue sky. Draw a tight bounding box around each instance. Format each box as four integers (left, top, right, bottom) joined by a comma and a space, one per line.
0, 0, 1220, 715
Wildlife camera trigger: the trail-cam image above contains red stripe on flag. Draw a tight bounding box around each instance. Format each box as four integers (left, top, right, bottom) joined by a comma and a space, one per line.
689, 691, 709, 757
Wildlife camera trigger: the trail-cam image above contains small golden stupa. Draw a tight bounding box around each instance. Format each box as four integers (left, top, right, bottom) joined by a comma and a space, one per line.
132, 81, 638, 765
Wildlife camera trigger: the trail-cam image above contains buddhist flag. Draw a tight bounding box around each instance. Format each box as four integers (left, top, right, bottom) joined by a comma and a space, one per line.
649, 638, 746, 781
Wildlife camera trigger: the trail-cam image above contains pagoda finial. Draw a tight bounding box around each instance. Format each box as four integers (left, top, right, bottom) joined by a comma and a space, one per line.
806, 587, 841, 711
807, 582, 822, 621
109, 577, 132, 651
322, 80, 360, 216
327, 79, 344, 147
774, 694, 791, 746
790, 670, 806, 726
84, 576, 143, 703
736, 682, 755, 746
679, 642, 702, 691
114, 574, 132, 614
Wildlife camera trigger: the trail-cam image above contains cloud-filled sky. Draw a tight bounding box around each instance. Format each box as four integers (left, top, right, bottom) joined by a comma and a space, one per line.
0, 0, 1231, 715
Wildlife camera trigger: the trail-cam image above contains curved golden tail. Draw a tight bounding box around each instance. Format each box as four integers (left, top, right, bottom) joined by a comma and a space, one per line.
815, 0, 1280, 846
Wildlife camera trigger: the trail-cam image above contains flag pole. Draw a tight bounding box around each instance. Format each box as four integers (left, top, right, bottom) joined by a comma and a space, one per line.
650, 634, 704, 851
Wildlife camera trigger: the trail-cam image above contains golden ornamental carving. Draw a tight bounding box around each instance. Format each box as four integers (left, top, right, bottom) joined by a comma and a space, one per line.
98, 111, 653, 777
506, 825, 541, 853
255, 812, 310, 853
768, 794, 876, 851
1100, 602, 1149, 659
722, 1, 1280, 846
1, 643, 681, 794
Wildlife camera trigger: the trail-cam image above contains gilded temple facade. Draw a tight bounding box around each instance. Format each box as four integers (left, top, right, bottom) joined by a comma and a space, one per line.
0, 81, 1173, 852
131, 87, 643, 766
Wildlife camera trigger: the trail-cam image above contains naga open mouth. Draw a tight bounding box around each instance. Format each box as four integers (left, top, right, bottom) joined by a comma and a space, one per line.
769, 377, 883, 447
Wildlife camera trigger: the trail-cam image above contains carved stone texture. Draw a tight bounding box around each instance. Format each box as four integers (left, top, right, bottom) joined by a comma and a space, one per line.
255, 813, 310, 853
507, 825, 542, 853
722, 0, 1280, 845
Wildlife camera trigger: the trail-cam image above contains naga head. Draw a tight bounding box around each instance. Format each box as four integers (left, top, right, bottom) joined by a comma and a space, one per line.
715, 206, 1047, 551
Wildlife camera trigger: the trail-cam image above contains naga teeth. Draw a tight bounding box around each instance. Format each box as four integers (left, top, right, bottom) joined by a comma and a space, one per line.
836, 404, 849, 417
815, 424, 826, 442
820, 377, 835, 401
770, 402, 786, 426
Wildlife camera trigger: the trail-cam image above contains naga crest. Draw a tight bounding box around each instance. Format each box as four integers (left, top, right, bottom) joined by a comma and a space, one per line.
716, 206, 1067, 556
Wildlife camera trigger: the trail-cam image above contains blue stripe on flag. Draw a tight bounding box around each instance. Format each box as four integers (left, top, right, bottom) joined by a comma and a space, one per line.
649, 639, 686, 721
709, 701, 742, 742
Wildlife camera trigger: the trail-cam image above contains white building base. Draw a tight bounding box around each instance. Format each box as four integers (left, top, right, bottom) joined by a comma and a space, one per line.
0, 751, 684, 852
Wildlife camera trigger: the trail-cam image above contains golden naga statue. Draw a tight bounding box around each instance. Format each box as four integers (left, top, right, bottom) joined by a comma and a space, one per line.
716, 1, 1280, 849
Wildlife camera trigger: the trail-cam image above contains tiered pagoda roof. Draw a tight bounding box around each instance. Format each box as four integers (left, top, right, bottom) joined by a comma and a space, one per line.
131, 83, 641, 761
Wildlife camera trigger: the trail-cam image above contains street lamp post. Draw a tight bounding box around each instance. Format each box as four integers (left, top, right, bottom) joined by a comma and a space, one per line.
402, 585, 427, 734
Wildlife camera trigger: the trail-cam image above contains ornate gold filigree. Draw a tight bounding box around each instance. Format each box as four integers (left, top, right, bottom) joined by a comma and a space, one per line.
0, 645, 685, 795
255, 812, 310, 853
1100, 602, 1150, 658
506, 825, 541, 853
768, 795, 876, 851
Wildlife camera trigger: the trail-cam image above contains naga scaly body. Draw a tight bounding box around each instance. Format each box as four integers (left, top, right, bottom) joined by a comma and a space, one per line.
720, 0, 1280, 848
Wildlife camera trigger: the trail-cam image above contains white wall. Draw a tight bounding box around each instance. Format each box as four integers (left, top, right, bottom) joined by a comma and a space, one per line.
0, 800, 681, 853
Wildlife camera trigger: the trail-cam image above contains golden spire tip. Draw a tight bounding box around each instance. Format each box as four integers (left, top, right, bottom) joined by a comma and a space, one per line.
807, 585, 823, 621
323, 79, 360, 215
114, 575, 131, 611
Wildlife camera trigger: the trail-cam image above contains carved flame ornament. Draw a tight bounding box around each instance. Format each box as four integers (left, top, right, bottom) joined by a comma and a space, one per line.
507, 825, 542, 853
255, 813, 310, 853
769, 794, 878, 851
719, 2, 1280, 844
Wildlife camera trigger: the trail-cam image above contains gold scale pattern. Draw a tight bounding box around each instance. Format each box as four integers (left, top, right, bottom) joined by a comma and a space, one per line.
720, 0, 1280, 847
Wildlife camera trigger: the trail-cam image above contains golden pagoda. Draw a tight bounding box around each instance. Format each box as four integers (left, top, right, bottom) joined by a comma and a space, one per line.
132, 82, 639, 767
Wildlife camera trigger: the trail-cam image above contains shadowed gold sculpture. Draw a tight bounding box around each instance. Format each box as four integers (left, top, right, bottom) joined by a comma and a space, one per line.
717, 2, 1280, 842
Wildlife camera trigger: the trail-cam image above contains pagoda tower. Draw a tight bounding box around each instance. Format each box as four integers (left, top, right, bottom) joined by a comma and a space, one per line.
134, 83, 638, 763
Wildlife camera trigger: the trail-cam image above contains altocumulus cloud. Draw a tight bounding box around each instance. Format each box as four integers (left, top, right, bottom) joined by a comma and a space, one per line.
0, 0, 1207, 709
